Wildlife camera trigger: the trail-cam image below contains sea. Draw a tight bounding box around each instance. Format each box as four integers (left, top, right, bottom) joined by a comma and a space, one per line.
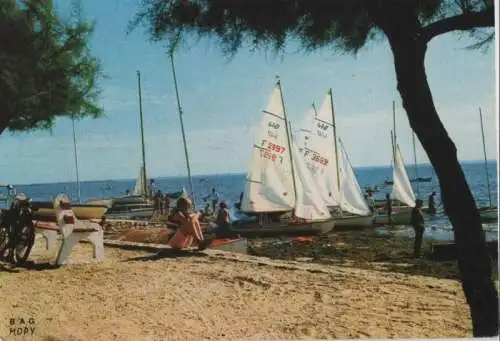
3, 161, 498, 242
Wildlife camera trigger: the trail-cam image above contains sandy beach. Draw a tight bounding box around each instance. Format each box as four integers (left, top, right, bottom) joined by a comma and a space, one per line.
1, 226, 490, 341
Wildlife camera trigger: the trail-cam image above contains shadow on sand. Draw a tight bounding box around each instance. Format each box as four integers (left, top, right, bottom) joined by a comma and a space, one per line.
0, 259, 60, 273
124, 248, 209, 262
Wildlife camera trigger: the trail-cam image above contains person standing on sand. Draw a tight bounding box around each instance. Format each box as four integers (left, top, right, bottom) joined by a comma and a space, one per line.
204, 188, 220, 213
149, 179, 158, 198
411, 199, 425, 258
385, 193, 393, 225
153, 190, 162, 215
366, 192, 375, 213
164, 195, 171, 217
215, 202, 231, 236
428, 191, 437, 216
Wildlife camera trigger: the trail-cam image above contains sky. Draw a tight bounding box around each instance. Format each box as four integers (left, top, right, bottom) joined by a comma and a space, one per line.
0, 0, 497, 185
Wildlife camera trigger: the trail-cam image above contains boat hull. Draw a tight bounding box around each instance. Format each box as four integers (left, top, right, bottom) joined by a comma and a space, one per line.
334, 214, 374, 229
479, 207, 498, 222
226, 218, 334, 237
105, 208, 154, 220
373, 209, 412, 225
32, 202, 108, 220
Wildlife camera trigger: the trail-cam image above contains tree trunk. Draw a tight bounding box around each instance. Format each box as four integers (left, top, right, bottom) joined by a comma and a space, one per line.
0, 114, 10, 135
388, 36, 498, 336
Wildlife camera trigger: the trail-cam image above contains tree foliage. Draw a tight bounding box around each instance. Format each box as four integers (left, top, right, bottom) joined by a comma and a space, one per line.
130, 0, 494, 56
0, 0, 103, 134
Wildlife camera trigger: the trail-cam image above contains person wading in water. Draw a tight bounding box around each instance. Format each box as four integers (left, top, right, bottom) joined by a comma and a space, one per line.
428, 191, 437, 216
385, 193, 393, 225
411, 199, 425, 258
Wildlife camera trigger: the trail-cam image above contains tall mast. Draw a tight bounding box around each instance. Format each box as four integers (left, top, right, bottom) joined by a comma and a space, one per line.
170, 53, 195, 206
392, 100, 397, 149
479, 107, 492, 208
276, 77, 297, 202
329, 88, 341, 193
136, 70, 148, 198
390, 129, 395, 169
71, 115, 81, 203
412, 131, 420, 197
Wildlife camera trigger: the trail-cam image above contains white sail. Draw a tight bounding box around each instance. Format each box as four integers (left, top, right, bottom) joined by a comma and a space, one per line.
132, 167, 146, 196
296, 106, 316, 151
391, 144, 416, 207
299, 94, 340, 207
338, 141, 371, 216
241, 84, 295, 213
291, 140, 331, 220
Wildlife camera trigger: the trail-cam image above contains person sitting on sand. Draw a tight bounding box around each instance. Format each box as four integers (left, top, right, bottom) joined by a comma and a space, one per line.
168, 197, 212, 250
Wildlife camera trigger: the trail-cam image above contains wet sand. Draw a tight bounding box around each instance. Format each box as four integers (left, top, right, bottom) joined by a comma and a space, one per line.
1, 226, 494, 341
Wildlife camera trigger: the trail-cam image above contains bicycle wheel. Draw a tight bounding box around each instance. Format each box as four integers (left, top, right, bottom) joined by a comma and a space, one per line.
0, 223, 9, 260
14, 221, 35, 266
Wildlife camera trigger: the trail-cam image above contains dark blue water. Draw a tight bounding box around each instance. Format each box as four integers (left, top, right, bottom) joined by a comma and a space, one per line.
3, 161, 497, 241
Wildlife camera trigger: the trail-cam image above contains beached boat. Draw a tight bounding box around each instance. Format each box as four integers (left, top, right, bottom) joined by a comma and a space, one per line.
31, 201, 108, 221
296, 89, 374, 229
219, 79, 333, 237
479, 207, 498, 222
88, 168, 187, 220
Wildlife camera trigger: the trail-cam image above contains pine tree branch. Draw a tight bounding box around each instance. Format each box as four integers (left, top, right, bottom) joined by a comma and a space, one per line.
421, 7, 494, 43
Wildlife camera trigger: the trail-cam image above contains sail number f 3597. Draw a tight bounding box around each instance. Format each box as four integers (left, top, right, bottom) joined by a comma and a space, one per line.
260, 139, 286, 163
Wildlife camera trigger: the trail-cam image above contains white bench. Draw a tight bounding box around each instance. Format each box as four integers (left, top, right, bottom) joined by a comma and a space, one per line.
34, 217, 104, 265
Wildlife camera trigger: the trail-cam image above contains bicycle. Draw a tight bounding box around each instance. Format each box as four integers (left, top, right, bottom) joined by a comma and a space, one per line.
0, 194, 37, 266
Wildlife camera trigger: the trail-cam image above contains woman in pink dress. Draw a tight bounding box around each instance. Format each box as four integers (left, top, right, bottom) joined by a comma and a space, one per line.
168, 197, 211, 250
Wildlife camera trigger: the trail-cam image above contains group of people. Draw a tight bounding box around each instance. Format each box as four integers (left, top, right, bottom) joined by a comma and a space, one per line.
152, 190, 172, 216
165, 191, 232, 251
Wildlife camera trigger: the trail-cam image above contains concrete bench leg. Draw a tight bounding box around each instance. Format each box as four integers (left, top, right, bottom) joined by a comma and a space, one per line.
87, 229, 104, 261
55, 232, 82, 265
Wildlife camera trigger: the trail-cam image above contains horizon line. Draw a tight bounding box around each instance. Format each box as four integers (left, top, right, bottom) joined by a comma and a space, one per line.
9, 158, 497, 187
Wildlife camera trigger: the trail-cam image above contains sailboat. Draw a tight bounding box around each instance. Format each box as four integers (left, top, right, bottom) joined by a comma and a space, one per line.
373, 131, 416, 225
86, 71, 184, 220
477, 108, 498, 222
373, 102, 416, 225
297, 90, 374, 228
226, 79, 334, 237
